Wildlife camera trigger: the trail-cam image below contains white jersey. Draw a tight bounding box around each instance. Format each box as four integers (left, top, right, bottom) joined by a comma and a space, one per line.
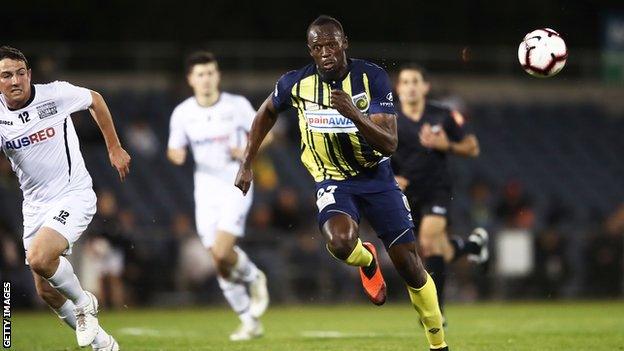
0, 81, 93, 205
167, 92, 256, 185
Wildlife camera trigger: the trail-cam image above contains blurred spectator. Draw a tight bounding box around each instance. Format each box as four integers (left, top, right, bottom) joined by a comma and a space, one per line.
253, 155, 279, 193
0, 157, 16, 187
533, 226, 569, 298
0, 221, 37, 308
124, 120, 160, 159
33, 55, 60, 84
495, 180, 535, 229
249, 202, 274, 232
81, 190, 131, 308
285, 231, 325, 301
585, 205, 624, 297
467, 178, 495, 229
174, 212, 215, 292
272, 187, 306, 231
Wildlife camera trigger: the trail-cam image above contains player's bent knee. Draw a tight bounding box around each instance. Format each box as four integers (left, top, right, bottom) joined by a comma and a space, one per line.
419, 242, 435, 257
211, 245, 233, 264
26, 249, 54, 275
211, 249, 227, 264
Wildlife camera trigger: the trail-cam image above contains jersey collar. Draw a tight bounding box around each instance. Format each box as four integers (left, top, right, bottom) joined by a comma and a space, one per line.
316, 58, 352, 86
7, 84, 36, 112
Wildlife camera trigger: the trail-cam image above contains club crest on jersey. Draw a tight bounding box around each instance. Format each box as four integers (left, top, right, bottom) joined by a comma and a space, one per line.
37, 102, 58, 119
4, 127, 56, 150
351, 92, 369, 113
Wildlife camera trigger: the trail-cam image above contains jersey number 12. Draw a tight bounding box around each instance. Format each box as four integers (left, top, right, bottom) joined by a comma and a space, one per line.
18, 112, 30, 123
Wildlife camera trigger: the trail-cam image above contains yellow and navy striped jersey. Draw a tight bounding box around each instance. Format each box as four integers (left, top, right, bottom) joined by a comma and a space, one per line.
272, 59, 396, 182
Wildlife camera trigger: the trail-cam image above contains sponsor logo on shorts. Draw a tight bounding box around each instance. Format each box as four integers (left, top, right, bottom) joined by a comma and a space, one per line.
37, 102, 58, 119
402, 195, 413, 221
432, 206, 447, 215
236, 214, 245, 226
0, 120, 13, 126
53, 210, 70, 225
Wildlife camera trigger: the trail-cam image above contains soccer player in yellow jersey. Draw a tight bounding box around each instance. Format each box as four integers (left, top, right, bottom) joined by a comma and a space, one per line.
235, 16, 449, 350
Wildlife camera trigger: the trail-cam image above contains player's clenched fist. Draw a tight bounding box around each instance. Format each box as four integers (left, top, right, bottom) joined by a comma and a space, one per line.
419, 123, 450, 152
235, 165, 253, 195
331, 89, 361, 121
109, 145, 131, 181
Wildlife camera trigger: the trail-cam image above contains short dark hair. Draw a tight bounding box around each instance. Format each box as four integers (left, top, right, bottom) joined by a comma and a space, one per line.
307, 15, 345, 36
0, 46, 29, 69
399, 63, 429, 81
185, 51, 218, 75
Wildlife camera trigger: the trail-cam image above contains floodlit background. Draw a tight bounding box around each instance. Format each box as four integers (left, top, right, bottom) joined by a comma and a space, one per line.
1, 1, 623, 311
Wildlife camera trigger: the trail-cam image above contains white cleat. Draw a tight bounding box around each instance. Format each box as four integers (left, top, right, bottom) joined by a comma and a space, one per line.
249, 270, 269, 318
92, 335, 119, 351
75, 291, 100, 347
467, 227, 489, 264
229, 320, 264, 341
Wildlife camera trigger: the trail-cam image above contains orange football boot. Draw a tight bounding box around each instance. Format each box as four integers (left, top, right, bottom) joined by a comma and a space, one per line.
359, 242, 387, 305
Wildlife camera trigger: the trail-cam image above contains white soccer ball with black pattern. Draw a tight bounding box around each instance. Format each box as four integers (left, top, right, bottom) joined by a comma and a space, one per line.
518, 28, 567, 77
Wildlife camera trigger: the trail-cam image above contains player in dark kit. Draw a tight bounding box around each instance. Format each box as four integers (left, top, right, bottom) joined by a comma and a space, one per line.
392, 64, 489, 318
236, 16, 449, 351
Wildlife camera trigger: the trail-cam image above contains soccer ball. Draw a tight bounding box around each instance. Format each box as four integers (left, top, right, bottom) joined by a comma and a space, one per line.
518, 28, 568, 77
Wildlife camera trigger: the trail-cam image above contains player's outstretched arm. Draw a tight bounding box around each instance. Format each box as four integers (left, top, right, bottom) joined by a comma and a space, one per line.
419, 123, 480, 158
234, 94, 278, 195
88, 90, 131, 181
450, 134, 480, 158
330, 89, 397, 156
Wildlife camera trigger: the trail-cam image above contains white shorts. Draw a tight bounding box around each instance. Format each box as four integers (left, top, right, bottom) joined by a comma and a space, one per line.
194, 177, 253, 248
22, 189, 97, 258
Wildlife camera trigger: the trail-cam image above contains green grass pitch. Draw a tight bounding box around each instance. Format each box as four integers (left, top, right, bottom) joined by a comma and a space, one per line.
10, 301, 624, 350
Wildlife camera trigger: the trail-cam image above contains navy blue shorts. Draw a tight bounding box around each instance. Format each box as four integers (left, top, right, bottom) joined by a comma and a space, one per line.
315, 161, 415, 248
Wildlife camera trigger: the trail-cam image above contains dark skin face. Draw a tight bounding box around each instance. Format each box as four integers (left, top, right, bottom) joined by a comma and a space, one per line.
307, 24, 349, 82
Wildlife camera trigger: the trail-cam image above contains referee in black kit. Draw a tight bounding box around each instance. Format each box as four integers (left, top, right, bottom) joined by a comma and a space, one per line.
391, 64, 489, 321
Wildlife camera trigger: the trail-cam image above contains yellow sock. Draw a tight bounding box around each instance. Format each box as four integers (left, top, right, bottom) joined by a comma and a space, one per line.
407, 273, 447, 350
326, 239, 373, 267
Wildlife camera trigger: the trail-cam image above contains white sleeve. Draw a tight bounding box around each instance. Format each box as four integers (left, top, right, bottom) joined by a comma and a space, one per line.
167, 108, 188, 149
54, 81, 93, 113
237, 97, 256, 132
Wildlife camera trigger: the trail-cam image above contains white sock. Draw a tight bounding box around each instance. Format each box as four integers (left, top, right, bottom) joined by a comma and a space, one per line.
231, 246, 259, 284
217, 275, 253, 324
53, 300, 110, 347
53, 299, 77, 329
47, 257, 90, 307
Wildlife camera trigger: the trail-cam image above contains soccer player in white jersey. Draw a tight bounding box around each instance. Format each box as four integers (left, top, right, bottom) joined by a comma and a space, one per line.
167, 51, 269, 341
0, 46, 130, 351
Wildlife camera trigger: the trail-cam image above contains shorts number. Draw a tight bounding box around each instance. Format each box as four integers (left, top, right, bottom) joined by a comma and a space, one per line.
316, 185, 338, 199
58, 210, 70, 220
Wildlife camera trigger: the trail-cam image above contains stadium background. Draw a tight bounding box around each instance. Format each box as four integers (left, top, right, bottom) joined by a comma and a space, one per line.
1, 0, 623, 315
